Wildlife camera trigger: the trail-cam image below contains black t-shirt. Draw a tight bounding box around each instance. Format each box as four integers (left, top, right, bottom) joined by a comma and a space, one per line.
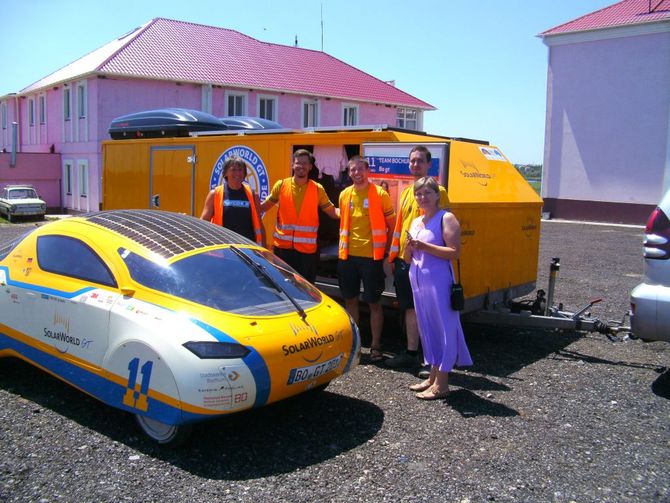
222, 185, 256, 242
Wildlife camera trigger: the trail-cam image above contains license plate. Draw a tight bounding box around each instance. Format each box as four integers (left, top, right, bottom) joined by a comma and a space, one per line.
287, 353, 343, 385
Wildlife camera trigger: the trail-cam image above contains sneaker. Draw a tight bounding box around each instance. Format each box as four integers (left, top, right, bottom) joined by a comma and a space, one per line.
417, 364, 431, 379
384, 351, 420, 369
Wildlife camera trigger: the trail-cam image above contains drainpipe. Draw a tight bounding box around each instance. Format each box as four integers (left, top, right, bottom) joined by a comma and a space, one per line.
10, 122, 17, 167
10, 93, 21, 166
13, 94, 21, 145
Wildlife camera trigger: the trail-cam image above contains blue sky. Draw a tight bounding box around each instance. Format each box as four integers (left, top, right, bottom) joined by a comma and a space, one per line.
1, 0, 614, 164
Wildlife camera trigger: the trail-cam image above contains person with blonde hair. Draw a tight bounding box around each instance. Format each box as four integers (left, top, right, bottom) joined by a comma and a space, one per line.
404, 176, 472, 399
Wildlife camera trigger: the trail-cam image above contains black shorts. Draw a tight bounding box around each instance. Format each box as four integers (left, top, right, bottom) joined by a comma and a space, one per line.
273, 247, 318, 283
337, 255, 386, 304
393, 258, 414, 310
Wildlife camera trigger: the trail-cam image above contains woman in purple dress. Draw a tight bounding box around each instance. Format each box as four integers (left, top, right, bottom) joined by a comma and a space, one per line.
404, 177, 472, 400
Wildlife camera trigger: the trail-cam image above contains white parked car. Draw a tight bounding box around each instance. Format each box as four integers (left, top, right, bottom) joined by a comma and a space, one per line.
0, 185, 47, 222
630, 189, 670, 342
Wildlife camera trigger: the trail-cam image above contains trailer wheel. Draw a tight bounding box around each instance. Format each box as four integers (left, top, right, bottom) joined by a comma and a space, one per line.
135, 414, 192, 447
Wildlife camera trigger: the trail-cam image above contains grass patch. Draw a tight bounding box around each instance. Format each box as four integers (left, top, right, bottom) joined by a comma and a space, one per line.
527, 180, 541, 196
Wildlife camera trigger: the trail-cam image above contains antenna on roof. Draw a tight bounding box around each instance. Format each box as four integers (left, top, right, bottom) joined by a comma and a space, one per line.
294, 35, 298, 47
321, 2, 324, 51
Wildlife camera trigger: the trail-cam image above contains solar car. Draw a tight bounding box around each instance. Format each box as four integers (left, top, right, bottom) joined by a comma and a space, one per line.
0, 210, 360, 445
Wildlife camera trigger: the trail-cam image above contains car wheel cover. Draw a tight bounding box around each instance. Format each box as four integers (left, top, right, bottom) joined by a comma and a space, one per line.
136, 415, 180, 443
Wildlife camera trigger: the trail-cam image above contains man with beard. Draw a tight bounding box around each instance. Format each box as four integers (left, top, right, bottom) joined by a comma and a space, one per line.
261, 149, 339, 283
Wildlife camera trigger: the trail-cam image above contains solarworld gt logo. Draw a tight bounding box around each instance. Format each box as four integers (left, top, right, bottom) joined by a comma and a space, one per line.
210, 145, 271, 201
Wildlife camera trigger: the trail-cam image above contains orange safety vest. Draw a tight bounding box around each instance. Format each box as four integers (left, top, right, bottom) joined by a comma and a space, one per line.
272, 179, 319, 254
339, 183, 387, 260
211, 183, 263, 245
387, 186, 414, 263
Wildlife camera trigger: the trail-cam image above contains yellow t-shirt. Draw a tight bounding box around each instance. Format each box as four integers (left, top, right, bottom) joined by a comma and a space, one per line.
397, 185, 449, 259
267, 178, 334, 214
340, 184, 395, 258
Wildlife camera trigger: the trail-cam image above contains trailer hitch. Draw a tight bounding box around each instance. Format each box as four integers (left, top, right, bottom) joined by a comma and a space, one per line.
465, 258, 632, 339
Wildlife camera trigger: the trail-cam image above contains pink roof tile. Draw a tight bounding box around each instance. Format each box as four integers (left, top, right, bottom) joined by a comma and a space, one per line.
541, 0, 670, 36
85, 18, 432, 109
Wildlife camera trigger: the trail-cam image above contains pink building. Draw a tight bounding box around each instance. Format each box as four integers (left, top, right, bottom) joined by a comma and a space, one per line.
539, 0, 670, 223
0, 18, 433, 212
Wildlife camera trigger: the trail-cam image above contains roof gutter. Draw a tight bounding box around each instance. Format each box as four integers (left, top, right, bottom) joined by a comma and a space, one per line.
539, 19, 670, 46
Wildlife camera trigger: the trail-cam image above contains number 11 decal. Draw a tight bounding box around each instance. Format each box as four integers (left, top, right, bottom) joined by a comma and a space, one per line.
122, 357, 153, 411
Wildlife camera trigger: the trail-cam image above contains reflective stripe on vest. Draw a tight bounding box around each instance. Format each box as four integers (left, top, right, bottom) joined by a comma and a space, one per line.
211, 183, 263, 245
387, 186, 414, 263
273, 179, 319, 253
338, 184, 387, 260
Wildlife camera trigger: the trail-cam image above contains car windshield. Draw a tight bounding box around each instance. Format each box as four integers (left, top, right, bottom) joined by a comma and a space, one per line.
119, 246, 322, 315
8, 189, 37, 199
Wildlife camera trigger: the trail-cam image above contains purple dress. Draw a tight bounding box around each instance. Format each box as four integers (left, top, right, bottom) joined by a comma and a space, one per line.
409, 210, 473, 372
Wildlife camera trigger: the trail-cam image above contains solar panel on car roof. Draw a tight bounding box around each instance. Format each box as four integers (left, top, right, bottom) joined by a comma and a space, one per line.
85, 210, 254, 258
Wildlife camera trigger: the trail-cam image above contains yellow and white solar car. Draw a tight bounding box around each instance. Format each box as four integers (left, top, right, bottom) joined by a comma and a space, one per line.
0, 210, 360, 445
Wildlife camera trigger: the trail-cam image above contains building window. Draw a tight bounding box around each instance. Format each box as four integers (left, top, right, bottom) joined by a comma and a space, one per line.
79, 162, 88, 197
1, 102, 6, 129
226, 92, 247, 116
343, 104, 358, 126
28, 99, 35, 126
397, 107, 418, 130
302, 99, 319, 128
258, 96, 277, 121
64, 162, 73, 195
77, 83, 86, 118
39, 95, 46, 124
201, 84, 213, 114
63, 88, 71, 121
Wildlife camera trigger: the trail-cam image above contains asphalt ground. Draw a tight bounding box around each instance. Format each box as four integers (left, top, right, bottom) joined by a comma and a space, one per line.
0, 218, 668, 502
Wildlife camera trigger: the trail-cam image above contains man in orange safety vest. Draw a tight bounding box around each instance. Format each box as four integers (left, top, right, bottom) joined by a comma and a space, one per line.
261, 149, 339, 283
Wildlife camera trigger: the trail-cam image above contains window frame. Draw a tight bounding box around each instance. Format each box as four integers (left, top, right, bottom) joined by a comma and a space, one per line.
342, 103, 358, 126
225, 91, 248, 116
28, 98, 35, 126
77, 82, 87, 119
78, 161, 88, 197
64, 161, 73, 195
63, 87, 71, 121
39, 94, 46, 125
257, 95, 277, 122
301, 99, 319, 128
396, 107, 419, 130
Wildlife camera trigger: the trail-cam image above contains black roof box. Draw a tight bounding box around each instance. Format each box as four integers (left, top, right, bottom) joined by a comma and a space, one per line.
219, 116, 283, 130
109, 108, 284, 140
109, 108, 225, 140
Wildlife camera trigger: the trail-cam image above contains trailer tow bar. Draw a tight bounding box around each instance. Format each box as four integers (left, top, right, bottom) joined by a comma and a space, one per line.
464, 258, 632, 340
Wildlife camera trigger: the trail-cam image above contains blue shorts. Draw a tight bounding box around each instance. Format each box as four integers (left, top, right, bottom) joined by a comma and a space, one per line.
337, 256, 386, 304
393, 258, 414, 310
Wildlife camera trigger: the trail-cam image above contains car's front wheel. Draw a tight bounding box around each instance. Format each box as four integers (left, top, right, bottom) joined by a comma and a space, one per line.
135, 414, 192, 447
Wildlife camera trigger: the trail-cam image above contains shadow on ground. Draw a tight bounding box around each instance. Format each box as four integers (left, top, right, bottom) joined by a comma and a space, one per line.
0, 357, 383, 479
651, 368, 670, 399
